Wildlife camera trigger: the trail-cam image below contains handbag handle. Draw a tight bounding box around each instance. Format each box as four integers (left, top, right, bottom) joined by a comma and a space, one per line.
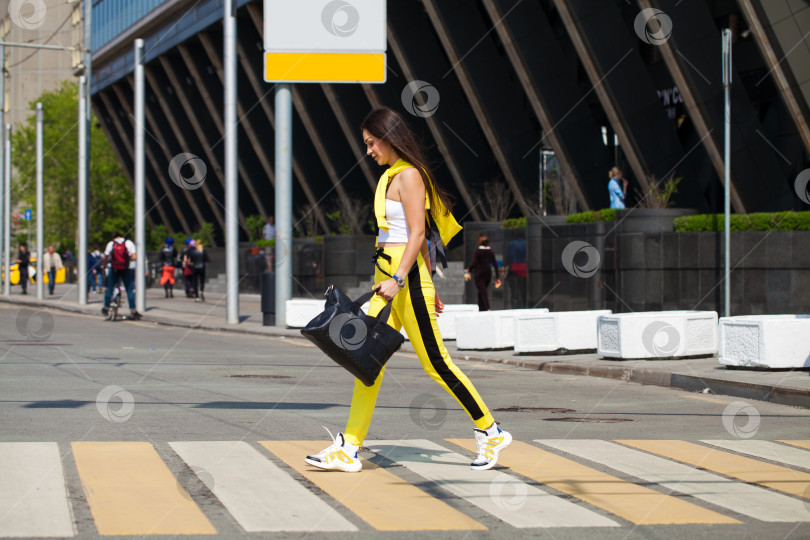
323, 284, 394, 325
354, 287, 395, 325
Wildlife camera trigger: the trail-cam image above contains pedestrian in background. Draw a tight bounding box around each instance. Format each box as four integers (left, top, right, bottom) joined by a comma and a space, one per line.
191, 239, 209, 302
608, 166, 628, 209
263, 215, 276, 240
17, 244, 30, 295
101, 233, 140, 320
465, 234, 500, 311
182, 238, 195, 298
87, 248, 101, 294
42, 245, 63, 296
90, 245, 103, 293
159, 237, 177, 298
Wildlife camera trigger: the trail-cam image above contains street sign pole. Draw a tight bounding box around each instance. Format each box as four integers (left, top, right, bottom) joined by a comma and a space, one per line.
224, 0, 239, 324
722, 28, 732, 318
3, 124, 10, 296
275, 84, 292, 327
36, 103, 44, 299
78, 75, 87, 303
134, 39, 145, 313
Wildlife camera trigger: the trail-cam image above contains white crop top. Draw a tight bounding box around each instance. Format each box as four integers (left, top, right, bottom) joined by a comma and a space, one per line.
377, 199, 410, 243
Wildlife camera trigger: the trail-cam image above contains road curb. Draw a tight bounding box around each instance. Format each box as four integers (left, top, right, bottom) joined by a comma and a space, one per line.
447, 353, 810, 409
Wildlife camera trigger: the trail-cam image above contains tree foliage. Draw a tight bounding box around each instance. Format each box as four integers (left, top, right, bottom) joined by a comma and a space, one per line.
11, 80, 133, 252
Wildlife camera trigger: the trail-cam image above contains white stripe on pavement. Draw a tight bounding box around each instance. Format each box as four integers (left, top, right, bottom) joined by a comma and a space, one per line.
170, 441, 356, 532
701, 440, 810, 470
367, 439, 618, 529
0, 442, 75, 537
540, 439, 810, 523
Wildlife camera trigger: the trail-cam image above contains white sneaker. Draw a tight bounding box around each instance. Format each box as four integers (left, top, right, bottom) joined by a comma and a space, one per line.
304, 428, 362, 473
471, 425, 512, 471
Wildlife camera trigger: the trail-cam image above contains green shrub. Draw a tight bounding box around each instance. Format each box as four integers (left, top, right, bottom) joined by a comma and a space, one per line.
256, 238, 275, 248
565, 208, 616, 224
501, 217, 527, 229
674, 211, 810, 232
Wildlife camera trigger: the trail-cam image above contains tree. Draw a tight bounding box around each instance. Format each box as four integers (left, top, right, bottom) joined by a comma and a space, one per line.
11, 80, 133, 252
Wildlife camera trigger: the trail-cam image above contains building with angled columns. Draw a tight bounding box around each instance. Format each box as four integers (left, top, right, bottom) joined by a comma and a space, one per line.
90, 0, 810, 244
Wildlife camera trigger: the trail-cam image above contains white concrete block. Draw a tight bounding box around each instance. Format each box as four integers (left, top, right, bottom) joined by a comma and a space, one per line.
515, 310, 613, 353
400, 304, 479, 341
597, 311, 718, 359
286, 299, 325, 328
456, 309, 548, 350
719, 315, 810, 368
286, 299, 370, 328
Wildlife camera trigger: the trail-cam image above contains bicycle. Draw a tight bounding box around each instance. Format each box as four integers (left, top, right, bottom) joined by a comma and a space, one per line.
106, 280, 124, 321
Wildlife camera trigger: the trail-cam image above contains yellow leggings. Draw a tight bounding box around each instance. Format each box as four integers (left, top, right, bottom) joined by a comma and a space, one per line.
343, 246, 495, 447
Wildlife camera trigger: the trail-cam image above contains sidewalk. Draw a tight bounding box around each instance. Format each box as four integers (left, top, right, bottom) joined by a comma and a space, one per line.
3, 285, 809, 408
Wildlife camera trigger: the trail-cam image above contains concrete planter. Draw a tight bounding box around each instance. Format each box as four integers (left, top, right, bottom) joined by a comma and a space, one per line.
401, 304, 479, 341
515, 310, 612, 353
719, 315, 810, 368
323, 235, 375, 293
597, 310, 718, 359
614, 208, 697, 233
456, 309, 548, 350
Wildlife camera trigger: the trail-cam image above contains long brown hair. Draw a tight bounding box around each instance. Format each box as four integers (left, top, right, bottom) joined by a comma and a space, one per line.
361, 107, 453, 214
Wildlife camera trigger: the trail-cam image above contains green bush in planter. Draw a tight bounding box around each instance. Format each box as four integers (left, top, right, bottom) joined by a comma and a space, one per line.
501, 217, 527, 229
673, 211, 810, 232
565, 208, 616, 223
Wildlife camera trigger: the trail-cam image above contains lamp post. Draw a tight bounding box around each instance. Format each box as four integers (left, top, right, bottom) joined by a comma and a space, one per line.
722, 28, 732, 318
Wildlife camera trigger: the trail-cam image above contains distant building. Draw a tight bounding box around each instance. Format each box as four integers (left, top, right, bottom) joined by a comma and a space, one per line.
0, 0, 76, 126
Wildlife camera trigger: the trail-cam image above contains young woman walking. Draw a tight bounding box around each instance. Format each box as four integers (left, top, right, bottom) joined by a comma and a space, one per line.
305, 107, 511, 472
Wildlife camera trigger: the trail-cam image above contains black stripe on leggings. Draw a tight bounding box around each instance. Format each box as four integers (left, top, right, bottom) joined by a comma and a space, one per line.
407, 265, 485, 420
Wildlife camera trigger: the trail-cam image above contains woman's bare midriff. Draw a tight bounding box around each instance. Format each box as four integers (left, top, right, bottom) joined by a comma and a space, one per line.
377, 242, 407, 247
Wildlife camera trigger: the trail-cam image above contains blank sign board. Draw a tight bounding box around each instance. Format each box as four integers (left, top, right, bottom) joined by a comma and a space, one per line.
264, 0, 387, 83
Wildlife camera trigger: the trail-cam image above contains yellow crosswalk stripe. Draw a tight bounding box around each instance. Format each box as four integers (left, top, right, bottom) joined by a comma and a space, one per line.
260, 441, 486, 531
446, 439, 738, 525
780, 440, 810, 451
618, 440, 810, 499
72, 442, 216, 535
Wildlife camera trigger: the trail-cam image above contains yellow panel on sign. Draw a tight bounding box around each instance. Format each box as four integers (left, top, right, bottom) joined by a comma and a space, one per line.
265, 52, 386, 83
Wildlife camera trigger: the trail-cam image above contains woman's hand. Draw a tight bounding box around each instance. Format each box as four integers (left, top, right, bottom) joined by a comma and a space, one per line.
494, 279, 502, 289
376, 278, 401, 301
464, 270, 471, 282
435, 293, 445, 315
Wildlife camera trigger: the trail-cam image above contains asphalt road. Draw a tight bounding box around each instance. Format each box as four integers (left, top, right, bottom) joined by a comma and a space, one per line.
1, 303, 809, 539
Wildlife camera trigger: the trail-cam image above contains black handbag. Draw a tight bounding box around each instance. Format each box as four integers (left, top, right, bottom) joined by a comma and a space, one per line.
301, 285, 404, 386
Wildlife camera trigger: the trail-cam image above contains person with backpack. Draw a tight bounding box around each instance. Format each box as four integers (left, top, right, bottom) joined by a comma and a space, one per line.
101, 233, 141, 320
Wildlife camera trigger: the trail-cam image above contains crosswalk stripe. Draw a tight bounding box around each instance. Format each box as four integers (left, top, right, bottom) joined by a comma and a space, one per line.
540, 439, 807, 523
71, 442, 216, 535
372, 439, 619, 528
781, 440, 810, 451
0, 442, 75, 538
702, 440, 810, 470
449, 439, 737, 525
618, 440, 810, 499
170, 441, 356, 532
260, 441, 485, 531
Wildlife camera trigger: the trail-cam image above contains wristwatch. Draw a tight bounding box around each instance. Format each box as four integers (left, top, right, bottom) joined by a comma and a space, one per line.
392, 274, 405, 288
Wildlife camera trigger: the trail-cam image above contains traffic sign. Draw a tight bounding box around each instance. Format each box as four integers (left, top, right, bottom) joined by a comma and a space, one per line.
264, 0, 386, 83
24, 209, 32, 221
